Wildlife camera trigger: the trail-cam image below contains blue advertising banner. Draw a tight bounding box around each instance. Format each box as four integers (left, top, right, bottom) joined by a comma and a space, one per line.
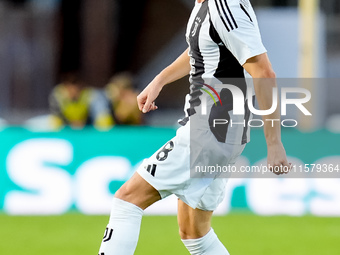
0, 127, 339, 216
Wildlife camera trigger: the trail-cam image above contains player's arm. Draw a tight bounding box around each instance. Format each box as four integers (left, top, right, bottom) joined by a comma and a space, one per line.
137, 48, 191, 113
243, 53, 290, 175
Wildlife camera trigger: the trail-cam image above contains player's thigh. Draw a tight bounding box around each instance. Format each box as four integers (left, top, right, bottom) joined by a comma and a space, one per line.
115, 172, 161, 210
177, 199, 213, 239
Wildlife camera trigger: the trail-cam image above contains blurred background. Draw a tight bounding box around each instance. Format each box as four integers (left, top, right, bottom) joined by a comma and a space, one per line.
0, 1, 339, 254
0, 0, 339, 127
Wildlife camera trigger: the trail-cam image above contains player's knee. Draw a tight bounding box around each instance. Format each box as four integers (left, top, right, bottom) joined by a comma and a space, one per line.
114, 173, 143, 201
114, 184, 131, 201
113, 174, 161, 209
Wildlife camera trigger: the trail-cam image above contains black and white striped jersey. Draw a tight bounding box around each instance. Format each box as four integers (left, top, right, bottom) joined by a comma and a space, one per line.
182, 0, 267, 145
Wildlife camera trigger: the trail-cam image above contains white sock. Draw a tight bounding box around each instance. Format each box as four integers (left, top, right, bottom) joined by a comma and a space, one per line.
181, 228, 230, 255
98, 198, 144, 255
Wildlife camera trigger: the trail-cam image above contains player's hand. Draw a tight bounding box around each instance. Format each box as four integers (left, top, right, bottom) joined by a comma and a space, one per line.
137, 80, 163, 113
267, 142, 291, 175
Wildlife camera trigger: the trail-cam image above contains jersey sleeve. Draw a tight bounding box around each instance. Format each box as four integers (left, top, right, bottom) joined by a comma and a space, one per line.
208, 0, 267, 66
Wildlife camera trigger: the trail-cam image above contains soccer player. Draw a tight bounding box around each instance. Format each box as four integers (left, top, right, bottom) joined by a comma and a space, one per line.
98, 0, 290, 254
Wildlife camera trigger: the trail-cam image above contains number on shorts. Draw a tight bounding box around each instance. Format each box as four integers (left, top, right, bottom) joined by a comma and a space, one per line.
156, 141, 174, 161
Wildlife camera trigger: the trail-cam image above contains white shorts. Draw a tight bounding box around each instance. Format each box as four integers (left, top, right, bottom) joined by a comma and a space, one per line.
137, 122, 245, 211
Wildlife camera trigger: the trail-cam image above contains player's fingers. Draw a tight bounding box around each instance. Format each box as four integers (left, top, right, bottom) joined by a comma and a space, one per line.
136, 94, 146, 112
142, 98, 154, 113
283, 162, 291, 173
268, 163, 273, 172
268, 163, 278, 175
147, 102, 158, 112
280, 159, 291, 174
269, 163, 284, 175
268, 159, 291, 175
142, 102, 150, 113
138, 102, 144, 112
150, 102, 158, 111
272, 165, 282, 175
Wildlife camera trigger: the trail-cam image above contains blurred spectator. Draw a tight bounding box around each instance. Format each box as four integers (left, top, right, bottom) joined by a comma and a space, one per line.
49, 73, 114, 130
105, 73, 142, 125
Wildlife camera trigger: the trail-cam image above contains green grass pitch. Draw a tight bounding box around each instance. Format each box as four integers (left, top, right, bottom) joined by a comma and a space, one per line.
0, 214, 339, 254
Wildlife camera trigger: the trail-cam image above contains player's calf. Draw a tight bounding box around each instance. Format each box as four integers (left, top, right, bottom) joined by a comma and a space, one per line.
98, 197, 143, 255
